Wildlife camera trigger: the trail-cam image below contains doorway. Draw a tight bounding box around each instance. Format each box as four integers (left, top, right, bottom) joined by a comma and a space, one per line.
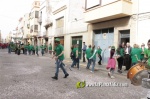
119, 30, 130, 45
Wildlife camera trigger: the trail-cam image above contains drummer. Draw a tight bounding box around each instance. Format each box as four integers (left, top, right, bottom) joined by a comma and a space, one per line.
131, 44, 142, 66
144, 39, 150, 69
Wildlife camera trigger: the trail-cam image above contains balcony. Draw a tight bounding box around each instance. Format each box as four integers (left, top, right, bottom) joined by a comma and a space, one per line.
84, 0, 132, 23
44, 18, 53, 29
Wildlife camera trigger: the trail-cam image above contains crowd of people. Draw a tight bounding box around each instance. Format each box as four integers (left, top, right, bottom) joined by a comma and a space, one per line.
6, 39, 150, 80
0, 43, 9, 49
69, 40, 150, 79
7, 42, 53, 56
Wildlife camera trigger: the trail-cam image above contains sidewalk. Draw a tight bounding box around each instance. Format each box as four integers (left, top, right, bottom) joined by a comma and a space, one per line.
44, 53, 128, 76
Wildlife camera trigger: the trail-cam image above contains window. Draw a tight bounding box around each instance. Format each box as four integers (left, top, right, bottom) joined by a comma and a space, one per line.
86, 0, 101, 9
35, 11, 39, 18
34, 25, 38, 31
56, 17, 64, 28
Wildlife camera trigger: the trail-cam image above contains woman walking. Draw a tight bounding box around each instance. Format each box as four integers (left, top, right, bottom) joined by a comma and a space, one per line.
97, 46, 102, 65
106, 46, 116, 79
89, 45, 97, 73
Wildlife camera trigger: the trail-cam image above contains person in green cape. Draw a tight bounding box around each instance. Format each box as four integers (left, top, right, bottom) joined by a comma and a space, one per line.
86, 45, 92, 69
49, 43, 52, 55
144, 39, 150, 69
40, 45, 45, 56
35, 44, 39, 56
131, 44, 142, 66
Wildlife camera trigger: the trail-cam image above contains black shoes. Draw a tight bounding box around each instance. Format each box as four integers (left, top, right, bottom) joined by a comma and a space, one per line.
52, 74, 69, 80
64, 74, 69, 78
52, 76, 58, 80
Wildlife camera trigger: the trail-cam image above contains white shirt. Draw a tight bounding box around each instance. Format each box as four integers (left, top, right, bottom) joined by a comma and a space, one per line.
126, 47, 129, 54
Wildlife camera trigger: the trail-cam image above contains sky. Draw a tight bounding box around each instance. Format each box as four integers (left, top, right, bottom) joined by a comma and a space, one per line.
0, 0, 35, 39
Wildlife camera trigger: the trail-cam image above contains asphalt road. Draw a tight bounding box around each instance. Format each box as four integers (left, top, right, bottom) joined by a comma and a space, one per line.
0, 49, 149, 99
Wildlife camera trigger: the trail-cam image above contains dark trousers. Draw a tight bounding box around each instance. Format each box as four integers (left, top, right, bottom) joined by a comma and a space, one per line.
55, 59, 68, 77
17, 50, 20, 55
86, 58, 91, 69
124, 54, 131, 70
117, 57, 123, 70
98, 54, 102, 65
83, 52, 86, 62
32, 50, 35, 55
75, 58, 80, 69
28, 50, 31, 55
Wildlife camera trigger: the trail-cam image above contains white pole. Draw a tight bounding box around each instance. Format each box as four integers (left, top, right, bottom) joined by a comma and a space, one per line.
136, 0, 139, 44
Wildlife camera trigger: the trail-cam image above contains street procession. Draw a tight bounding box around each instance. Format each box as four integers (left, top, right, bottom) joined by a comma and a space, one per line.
1, 0, 150, 99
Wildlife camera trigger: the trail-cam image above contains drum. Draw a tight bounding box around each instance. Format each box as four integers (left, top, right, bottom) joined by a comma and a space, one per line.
127, 63, 147, 86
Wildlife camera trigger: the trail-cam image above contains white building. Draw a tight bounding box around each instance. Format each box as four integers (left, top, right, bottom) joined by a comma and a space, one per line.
29, 0, 40, 45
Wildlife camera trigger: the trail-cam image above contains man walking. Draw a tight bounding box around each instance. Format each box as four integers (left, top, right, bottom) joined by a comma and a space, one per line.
124, 42, 132, 70
82, 42, 87, 62
35, 44, 39, 56
52, 38, 69, 80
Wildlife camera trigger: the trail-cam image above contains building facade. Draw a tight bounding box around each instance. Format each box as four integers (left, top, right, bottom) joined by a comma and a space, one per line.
84, 0, 150, 64
48, 0, 89, 59
29, 0, 40, 45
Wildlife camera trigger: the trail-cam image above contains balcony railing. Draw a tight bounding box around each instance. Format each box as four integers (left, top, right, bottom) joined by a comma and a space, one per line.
44, 18, 52, 27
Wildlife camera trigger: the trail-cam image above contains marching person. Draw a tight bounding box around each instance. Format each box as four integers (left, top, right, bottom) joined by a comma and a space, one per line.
141, 43, 147, 61
124, 42, 132, 71
40, 45, 45, 56
70, 44, 80, 70
116, 44, 124, 73
17, 43, 21, 55
89, 45, 97, 73
28, 44, 32, 55
106, 46, 116, 79
70, 45, 76, 67
131, 44, 142, 66
97, 46, 102, 65
82, 42, 87, 62
35, 44, 39, 56
52, 38, 69, 80
144, 39, 150, 69
8, 42, 11, 54
44, 43, 47, 53
86, 45, 92, 69
49, 43, 52, 55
